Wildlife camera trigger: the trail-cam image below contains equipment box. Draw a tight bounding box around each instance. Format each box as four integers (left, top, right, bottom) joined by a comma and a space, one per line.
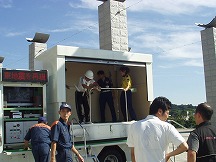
23, 121, 37, 136
5, 122, 24, 144
5, 121, 38, 144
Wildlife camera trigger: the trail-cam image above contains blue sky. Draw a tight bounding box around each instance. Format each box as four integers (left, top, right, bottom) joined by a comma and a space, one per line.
0, 0, 215, 105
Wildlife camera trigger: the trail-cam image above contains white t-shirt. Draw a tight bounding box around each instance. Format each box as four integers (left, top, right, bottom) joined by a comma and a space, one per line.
76, 76, 95, 92
126, 115, 185, 162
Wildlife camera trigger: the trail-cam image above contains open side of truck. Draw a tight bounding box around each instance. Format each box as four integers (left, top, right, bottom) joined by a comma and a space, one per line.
34, 45, 153, 122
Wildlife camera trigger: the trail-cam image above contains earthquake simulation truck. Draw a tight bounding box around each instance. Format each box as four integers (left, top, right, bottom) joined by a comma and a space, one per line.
33, 43, 154, 162
0, 0, 154, 161
0, 0, 193, 161
0, 43, 153, 162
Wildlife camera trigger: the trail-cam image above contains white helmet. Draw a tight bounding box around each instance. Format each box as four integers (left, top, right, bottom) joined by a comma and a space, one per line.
85, 70, 94, 79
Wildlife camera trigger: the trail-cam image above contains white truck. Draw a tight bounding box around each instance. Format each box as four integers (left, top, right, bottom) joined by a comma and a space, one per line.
0, 45, 153, 162
0, 0, 154, 160
0, 44, 190, 162
33, 43, 154, 162
0, 43, 153, 162
0, 0, 189, 160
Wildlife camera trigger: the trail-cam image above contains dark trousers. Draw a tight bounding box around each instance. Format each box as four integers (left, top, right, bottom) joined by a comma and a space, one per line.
99, 91, 117, 122
120, 90, 137, 121
197, 156, 216, 162
75, 91, 90, 123
32, 143, 50, 162
56, 149, 73, 162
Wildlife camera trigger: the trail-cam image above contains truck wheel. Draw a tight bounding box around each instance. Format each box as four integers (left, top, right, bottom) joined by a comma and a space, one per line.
98, 148, 125, 162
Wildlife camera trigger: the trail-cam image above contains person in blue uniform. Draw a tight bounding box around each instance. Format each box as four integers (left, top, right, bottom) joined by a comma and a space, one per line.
97, 70, 117, 122
119, 66, 137, 121
24, 116, 51, 162
50, 103, 84, 162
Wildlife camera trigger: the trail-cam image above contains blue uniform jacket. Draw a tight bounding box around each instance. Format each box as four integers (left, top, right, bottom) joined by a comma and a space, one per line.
51, 118, 73, 151
24, 123, 51, 145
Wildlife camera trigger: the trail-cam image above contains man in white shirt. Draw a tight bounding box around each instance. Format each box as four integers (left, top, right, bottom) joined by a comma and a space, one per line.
127, 96, 188, 162
75, 70, 99, 124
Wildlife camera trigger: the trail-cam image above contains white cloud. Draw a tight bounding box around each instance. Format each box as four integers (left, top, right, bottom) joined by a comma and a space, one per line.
75, 19, 98, 34
127, 18, 204, 68
128, 19, 195, 33
157, 57, 203, 68
127, 18, 202, 61
49, 22, 98, 37
159, 33, 202, 59
183, 59, 203, 67
69, 0, 102, 10
48, 27, 75, 33
68, 0, 216, 15
126, 0, 216, 15
6, 31, 25, 37
67, 40, 99, 49
0, 0, 12, 8
133, 31, 202, 59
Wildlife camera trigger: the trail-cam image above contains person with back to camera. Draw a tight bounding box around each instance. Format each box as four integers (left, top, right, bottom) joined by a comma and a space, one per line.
187, 103, 216, 162
24, 116, 51, 162
119, 66, 137, 121
97, 70, 117, 122
50, 103, 84, 162
127, 96, 188, 162
75, 70, 99, 124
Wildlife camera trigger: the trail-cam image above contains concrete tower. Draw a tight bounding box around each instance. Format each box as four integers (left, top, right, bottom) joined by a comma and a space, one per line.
198, 17, 216, 125
26, 32, 49, 70
29, 43, 47, 70
98, 0, 129, 52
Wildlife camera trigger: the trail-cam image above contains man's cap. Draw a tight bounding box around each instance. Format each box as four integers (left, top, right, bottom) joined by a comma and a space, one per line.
38, 116, 47, 123
60, 103, 72, 111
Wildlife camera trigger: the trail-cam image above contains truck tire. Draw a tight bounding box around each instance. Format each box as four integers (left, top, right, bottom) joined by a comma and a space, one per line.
98, 147, 125, 162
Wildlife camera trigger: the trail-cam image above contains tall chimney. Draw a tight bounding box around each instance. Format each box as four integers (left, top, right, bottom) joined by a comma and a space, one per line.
98, 0, 129, 52
29, 42, 47, 70
26, 32, 50, 70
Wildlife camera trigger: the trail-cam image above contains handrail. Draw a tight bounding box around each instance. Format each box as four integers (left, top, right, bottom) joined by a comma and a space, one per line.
71, 118, 88, 161
168, 120, 190, 162
89, 87, 129, 122
167, 120, 187, 129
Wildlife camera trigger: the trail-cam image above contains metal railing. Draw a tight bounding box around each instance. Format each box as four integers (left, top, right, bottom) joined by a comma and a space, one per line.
71, 118, 100, 162
167, 120, 192, 162
71, 118, 88, 161
167, 120, 187, 129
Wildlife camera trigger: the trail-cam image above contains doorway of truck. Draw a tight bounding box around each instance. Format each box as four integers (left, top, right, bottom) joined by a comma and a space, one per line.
65, 57, 149, 123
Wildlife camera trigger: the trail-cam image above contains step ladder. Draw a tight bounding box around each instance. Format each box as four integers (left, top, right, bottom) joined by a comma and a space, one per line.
71, 119, 100, 162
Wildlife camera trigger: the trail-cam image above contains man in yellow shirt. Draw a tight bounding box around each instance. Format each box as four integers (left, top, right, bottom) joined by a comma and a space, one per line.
120, 66, 137, 121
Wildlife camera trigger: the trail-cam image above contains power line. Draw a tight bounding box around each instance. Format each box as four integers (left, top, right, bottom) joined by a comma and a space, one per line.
4, 0, 201, 68
6, 0, 144, 67
159, 41, 201, 53
51, 0, 144, 47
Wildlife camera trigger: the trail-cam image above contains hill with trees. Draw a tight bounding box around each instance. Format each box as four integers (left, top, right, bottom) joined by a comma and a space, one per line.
169, 104, 196, 128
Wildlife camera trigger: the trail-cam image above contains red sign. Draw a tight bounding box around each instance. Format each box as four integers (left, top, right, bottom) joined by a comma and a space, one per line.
2, 69, 48, 83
